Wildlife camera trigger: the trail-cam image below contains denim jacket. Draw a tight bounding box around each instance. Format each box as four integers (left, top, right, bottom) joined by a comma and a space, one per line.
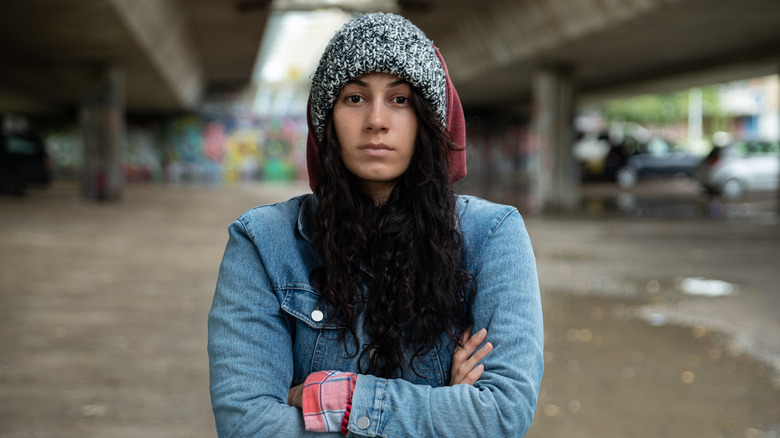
208, 194, 544, 437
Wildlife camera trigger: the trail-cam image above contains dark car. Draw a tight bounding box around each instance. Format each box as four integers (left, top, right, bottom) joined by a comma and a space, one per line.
0, 131, 52, 195
605, 137, 702, 187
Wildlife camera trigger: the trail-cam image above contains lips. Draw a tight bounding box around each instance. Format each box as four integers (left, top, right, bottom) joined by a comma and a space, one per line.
359, 143, 393, 157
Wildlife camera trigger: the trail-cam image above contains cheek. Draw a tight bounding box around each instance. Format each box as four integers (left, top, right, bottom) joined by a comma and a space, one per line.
333, 108, 357, 142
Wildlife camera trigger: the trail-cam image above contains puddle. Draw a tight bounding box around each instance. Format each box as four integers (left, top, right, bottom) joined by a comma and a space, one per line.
679, 277, 736, 297
527, 293, 780, 438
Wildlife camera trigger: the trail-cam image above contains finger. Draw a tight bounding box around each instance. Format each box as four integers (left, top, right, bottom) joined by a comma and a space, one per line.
452, 328, 486, 372
451, 339, 491, 384
451, 326, 474, 360
459, 329, 488, 367
479, 340, 493, 359
459, 326, 473, 346
453, 328, 486, 362
454, 341, 493, 384
468, 341, 493, 365
460, 363, 485, 386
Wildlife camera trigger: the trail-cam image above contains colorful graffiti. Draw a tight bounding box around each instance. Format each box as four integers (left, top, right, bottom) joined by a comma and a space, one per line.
42, 111, 534, 189
43, 114, 308, 186
125, 124, 163, 182
45, 127, 84, 178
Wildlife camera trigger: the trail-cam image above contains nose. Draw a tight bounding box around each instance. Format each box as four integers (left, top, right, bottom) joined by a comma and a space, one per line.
365, 101, 389, 133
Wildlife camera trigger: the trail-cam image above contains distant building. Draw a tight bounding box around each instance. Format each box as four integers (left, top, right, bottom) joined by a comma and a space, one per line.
719, 74, 780, 141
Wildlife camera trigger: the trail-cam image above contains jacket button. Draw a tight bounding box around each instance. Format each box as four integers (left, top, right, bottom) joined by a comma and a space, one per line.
311, 310, 324, 322
356, 415, 370, 430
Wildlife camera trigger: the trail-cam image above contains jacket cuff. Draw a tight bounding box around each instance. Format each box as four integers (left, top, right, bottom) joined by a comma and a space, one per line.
345, 374, 386, 436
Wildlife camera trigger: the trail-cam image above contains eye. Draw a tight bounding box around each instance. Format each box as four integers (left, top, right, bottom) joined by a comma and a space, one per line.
347, 95, 363, 104
393, 96, 409, 105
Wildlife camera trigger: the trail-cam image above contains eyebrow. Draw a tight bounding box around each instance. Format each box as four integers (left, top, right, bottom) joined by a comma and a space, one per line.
346, 78, 409, 88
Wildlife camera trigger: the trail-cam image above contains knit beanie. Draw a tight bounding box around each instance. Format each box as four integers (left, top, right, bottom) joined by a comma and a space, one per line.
309, 13, 447, 142
306, 12, 467, 190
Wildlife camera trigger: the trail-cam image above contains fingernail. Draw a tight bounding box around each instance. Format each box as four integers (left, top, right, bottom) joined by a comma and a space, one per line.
476, 328, 487, 338
481, 342, 493, 353
476, 363, 484, 371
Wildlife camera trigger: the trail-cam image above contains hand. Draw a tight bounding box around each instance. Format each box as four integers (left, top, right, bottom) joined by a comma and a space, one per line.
449, 327, 493, 386
288, 383, 303, 409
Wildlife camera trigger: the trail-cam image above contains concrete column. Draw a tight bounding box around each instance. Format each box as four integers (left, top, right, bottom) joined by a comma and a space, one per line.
531, 65, 579, 213
80, 65, 125, 201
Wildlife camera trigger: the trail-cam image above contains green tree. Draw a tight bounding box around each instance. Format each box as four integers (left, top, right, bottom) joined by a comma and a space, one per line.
602, 86, 725, 128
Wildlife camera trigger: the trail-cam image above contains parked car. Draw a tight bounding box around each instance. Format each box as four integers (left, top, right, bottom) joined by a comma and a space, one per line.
573, 130, 612, 180
696, 140, 780, 198
0, 131, 52, 195
606, 137, 702, 187
573, 122, 652, 181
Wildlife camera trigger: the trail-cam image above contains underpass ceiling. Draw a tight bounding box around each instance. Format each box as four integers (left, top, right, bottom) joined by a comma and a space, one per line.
0, 0, 779, 117
0, 0, 269, 115
183, 0, 269, 90
409, 0, 780, 109
0, 0, 163, 113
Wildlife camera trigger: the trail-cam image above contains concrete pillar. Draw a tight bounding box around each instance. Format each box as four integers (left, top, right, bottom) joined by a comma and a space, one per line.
531, 65, 579, 213
80, 65, 125, 201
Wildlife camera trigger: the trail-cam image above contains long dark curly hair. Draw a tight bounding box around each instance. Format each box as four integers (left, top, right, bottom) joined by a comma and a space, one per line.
311, 85, 476, 378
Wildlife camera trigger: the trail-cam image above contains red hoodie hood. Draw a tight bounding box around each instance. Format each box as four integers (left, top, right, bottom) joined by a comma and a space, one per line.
305, 46, 466, 192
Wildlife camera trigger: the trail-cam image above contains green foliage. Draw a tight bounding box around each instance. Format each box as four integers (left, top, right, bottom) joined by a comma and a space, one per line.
602, 86, 725, 125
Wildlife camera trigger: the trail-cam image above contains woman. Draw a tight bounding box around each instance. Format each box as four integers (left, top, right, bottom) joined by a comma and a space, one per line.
208, 12, 543, 437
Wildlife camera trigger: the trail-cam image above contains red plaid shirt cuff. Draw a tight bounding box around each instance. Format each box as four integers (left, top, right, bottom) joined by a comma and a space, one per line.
302, 370, 357, 434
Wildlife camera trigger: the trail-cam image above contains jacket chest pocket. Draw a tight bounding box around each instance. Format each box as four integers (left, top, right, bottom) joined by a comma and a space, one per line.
279, 284, 353, 384
279, 284, 451, 388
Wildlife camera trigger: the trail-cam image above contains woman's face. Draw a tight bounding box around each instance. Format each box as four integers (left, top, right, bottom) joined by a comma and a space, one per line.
333, 72, 418, 202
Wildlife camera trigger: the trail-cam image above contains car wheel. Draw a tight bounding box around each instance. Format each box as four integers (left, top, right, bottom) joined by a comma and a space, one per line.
721, 178, 745, 199
616, 167, 638, 188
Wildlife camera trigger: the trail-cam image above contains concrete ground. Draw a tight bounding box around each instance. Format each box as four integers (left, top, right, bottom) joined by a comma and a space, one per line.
1, 178, 778, 438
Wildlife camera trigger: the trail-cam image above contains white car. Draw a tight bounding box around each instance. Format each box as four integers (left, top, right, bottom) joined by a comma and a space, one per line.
696, 141, 780, 198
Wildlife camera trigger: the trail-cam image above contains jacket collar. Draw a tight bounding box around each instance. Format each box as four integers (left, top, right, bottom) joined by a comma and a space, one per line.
297, 193, 317, 244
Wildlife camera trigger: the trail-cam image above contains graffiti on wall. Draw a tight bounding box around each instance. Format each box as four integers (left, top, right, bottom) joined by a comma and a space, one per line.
45, 127, 84, 178
125, 125, 162, 181
43, 111, 536, 191
44, 115, 308, 186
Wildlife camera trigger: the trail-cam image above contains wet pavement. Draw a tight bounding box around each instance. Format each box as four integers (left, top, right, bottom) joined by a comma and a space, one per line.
1, 178, 779, 437
521, 178, 780, 437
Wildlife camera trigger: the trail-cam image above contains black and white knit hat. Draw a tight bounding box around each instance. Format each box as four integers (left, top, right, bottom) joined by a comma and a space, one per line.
309, 12, 447, 141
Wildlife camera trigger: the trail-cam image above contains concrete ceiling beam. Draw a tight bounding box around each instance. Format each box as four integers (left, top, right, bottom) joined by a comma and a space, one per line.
438, 0, 669, 85
107, 0, 205, 110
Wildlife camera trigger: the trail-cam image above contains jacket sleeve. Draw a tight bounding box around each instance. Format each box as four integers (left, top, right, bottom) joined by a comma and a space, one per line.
345, 208, 544, 437
207, 219, 343, 438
